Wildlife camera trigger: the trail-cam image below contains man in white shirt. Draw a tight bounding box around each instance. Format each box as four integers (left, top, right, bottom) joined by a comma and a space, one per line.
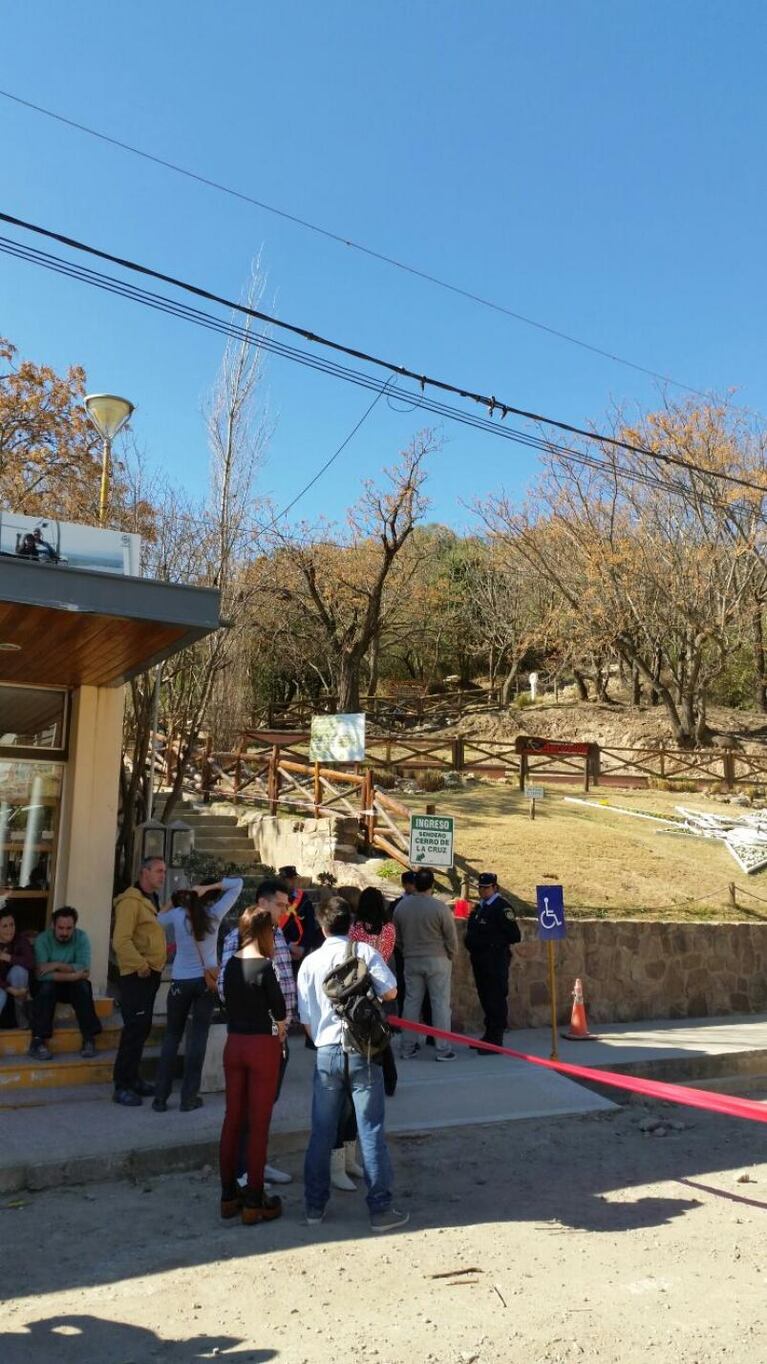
297, 895, 409, 1233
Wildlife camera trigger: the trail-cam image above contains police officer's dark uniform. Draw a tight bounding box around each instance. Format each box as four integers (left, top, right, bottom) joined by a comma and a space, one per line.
464, 872, 521, 1051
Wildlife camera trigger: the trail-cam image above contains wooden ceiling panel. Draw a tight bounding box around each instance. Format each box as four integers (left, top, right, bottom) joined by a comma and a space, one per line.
0, 559, 220, 687
0, 603, 190, 687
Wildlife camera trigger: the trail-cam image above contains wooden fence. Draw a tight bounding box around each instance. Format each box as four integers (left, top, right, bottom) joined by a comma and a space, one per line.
197, 741, 412, 866
257, 687, 501, 730
185, 731, 767, 798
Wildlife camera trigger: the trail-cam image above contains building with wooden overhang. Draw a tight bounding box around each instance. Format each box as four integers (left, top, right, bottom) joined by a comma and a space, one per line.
0, 555, 220, 993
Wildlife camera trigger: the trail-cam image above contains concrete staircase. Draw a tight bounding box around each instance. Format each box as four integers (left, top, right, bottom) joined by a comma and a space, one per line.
0, 998, 163, 1097
162, 798, 262, 869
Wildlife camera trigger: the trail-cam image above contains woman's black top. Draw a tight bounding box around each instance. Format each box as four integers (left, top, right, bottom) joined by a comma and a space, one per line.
223, 954, 286, 1035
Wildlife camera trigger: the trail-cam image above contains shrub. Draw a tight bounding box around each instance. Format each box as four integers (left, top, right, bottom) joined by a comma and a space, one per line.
368, 767, 397, 790
317, 870, 337, 887
416, 769, 445, 792
515, 693, 535, 709
648, 777, 699, 794
180, 848, 274, 888
376, 860, 405, 881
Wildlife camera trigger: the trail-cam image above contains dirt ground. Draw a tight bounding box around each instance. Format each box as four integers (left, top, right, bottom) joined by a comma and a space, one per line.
397, 782, 767, 920
2, 1092, 765, 1364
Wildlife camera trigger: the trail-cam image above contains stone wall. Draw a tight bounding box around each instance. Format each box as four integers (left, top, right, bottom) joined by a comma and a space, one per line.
240, 812, 360, 876
449, 918, 767, 1033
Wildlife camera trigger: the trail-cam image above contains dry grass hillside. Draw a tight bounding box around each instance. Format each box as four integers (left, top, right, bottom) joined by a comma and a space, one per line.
396, 782, 767, 923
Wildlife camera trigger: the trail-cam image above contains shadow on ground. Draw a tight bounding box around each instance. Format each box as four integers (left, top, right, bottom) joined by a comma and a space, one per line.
3, 1315, 275, 1363
1, 1098, 764, 1308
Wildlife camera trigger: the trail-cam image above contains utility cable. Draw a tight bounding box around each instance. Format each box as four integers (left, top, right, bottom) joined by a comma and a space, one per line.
1, 210, 765, 497
264, 377, 396, 526
0, 86, 713, 400
0, 232, 750, 510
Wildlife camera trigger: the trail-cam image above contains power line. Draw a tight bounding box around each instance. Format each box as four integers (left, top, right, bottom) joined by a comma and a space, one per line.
0, 86, 714, 400
266, 378, 395, 526
0, 232, 743, 510
1, 210, 764, 498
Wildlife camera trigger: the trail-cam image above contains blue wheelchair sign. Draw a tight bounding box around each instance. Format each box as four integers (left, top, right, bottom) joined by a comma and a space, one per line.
536, 884, 566, 940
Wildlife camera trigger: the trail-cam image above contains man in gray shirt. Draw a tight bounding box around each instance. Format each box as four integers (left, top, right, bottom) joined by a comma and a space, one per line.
393, 868, 457, 1061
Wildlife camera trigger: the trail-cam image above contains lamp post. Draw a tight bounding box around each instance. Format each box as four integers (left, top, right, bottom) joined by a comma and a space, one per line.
84, 393, 134, 524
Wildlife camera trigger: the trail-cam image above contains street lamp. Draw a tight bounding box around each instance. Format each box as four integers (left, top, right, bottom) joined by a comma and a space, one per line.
84, 393, 134, 524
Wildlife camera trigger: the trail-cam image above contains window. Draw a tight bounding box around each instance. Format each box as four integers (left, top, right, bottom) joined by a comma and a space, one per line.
0, 685, 67, 752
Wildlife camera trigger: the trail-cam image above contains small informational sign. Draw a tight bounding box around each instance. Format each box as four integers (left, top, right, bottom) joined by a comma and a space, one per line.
524, 784, 545, 801
409, 813, 455, 868
536, 884, 567, 940
309, 713, 366, 764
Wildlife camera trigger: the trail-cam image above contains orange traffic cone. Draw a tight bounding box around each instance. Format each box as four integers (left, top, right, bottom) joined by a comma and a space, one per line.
562, 977, 597, 1040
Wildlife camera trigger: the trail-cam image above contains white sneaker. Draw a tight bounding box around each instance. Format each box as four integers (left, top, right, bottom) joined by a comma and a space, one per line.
435, 1050, 457, 1062
264, 1162, 292, 1184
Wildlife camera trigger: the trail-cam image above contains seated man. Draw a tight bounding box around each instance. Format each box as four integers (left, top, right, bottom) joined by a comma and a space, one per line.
29, 906, 102, 1061
0, 903, 34, 1028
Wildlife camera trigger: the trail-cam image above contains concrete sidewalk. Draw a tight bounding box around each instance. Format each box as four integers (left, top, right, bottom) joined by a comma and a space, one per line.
1, 1014, 765, 1194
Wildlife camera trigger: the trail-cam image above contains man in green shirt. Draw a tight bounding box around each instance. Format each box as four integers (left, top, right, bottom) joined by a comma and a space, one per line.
29, 906, 102, 1061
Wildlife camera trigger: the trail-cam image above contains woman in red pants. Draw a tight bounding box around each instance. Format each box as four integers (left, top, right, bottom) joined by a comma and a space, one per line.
219, 905, 286, 1224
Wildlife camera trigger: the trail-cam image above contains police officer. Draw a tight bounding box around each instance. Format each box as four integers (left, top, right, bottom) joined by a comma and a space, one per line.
464, 872, 521, 1053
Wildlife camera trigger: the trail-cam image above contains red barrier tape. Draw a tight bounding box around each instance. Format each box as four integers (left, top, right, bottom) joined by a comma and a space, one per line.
389, 1017, 767, 1125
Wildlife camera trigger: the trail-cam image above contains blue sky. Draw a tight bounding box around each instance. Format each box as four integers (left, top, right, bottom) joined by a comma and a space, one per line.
2, 2, 766, 530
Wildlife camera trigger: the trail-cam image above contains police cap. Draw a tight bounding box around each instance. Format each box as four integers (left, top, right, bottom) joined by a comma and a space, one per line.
279, 865, 298, 879
477, 872, 498, 887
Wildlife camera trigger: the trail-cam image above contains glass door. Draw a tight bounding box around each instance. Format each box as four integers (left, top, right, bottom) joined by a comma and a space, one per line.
0, 760, 63, 933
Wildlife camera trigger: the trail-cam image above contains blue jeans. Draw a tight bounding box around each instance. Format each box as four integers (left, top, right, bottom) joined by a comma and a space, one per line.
304, 1045, 393, 1215
0, 965, 29, 1028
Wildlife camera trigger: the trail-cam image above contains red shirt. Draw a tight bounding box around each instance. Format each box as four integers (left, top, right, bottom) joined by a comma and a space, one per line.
349, 920, 396, 962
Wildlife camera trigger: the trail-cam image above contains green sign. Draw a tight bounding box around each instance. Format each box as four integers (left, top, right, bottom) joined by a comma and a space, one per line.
409, 813, 455, 868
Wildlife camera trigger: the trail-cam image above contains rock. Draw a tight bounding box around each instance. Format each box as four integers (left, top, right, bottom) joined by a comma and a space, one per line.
638, 1117, 662, 1132
651, 1126, 669, 1137
737, 1173, 757, 1184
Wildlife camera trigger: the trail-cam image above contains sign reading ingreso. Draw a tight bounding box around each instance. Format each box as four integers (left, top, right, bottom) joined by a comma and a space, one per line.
409, 814, 454, 868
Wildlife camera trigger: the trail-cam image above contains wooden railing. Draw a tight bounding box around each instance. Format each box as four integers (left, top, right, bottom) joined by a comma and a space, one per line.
257, 687, 501, 730
178, 733, 767, 833
196, 740, 412, 866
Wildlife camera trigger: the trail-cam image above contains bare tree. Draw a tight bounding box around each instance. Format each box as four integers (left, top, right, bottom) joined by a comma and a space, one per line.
261, 432, 435, 712
116, 270, 271, 877
480, 401, 765, 746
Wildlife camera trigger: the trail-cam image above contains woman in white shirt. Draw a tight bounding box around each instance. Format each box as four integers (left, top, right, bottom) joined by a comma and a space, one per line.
152, 877, 243, 1112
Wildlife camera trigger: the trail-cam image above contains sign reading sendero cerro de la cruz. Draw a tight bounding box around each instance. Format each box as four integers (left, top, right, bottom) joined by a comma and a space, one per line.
409, 813, 455, 868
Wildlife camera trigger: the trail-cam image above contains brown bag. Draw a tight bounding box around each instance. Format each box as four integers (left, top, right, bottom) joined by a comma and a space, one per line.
193, 935, 219, 993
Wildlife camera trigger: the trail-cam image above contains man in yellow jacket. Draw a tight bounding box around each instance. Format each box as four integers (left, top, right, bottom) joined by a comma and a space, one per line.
112, 856, 167, 1107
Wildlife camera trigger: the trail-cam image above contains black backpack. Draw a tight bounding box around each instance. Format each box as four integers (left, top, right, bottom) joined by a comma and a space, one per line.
323, 942, 392, 1061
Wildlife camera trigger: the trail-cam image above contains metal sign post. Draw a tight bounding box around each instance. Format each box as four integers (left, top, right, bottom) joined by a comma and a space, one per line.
536, 884, 567, 1061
